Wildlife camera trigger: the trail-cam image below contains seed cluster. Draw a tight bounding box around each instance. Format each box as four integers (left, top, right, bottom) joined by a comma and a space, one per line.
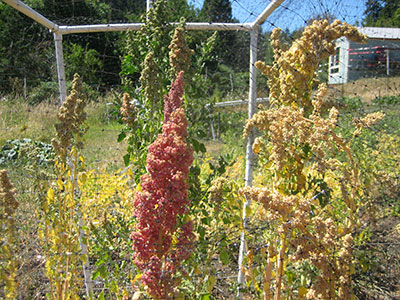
140, 52, 162, 113
169, 23, 193, 79
131, 71, 194, 299
353, 111, 385, 136
253, 20, 367, 109
208, 177, 229, 203
51, 73, 87, 161
0, 169, 18, 217
0, 170, 18, 299
120, 92, 137, 127
239, 20, 372, 299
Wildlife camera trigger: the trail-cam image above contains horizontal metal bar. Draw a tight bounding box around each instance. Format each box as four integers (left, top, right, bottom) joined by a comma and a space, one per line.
3, 0, 59, 32
3, 0, 252, 34
59, 23, 142, 34
59, 22, 252, 34
185, 22, 252, 31
207, 97, 269, 108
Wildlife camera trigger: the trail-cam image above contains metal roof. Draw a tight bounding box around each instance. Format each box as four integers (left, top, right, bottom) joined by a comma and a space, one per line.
358, 27, 400, 40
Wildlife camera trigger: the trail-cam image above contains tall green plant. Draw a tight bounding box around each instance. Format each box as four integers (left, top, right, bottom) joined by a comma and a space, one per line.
121, 0, 173, 92
119, 19, 200, 181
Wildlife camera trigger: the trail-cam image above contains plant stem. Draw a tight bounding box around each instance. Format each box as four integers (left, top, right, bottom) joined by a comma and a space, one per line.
274, 234, 287, 300
263, 245, 274, 300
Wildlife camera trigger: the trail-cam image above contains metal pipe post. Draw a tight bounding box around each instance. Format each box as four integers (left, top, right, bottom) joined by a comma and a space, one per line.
386, 49, 390, 76
58, 22, 251, 35
147, 0, 154, 14
67, 159, 94, 298
237, 27, 259, 299
54, 32, 67, 104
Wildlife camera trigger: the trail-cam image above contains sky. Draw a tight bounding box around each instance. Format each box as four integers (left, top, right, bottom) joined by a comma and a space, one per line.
188, 0, 367, 32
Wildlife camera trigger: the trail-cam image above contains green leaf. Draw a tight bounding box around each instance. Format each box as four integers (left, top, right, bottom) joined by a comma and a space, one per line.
92, 269, 100, 280
198, 226, 206, 240
191, 138, 200, 152
98, 264, 108, 279
80, 254, 87, 264
245, 205, 252, 217
110, 280, 119, 294
98, 290, 105, 300
200, 294, 211, 300
201, 217, 209, 225
123, 153, 130, 166
220, 248, 230, 265
207, 275, 216, 293
117, 131, 126, 143
223, 217, 230, 224
199, 142, 207, 153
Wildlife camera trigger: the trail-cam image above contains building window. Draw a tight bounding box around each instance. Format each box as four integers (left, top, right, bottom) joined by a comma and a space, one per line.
330, 67, 339, 74
330, 47, 340, 67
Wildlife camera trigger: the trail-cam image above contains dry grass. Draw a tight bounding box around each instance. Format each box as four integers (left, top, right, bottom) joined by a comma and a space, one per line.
205, 140, 224, 156
328, 76, 400, 102
0, 101, 58, 145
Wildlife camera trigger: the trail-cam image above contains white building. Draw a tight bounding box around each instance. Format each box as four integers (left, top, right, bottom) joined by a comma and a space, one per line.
328, 27, 400, 84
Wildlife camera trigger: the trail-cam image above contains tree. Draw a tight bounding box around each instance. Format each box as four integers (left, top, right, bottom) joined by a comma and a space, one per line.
0, 1, 53, 93
0, 0, 146, 94
200, 0, 233, 22
363, 0, 400, 27
165, 0, 198, 21
200, 0, 233, 65
65, 43, 103, 85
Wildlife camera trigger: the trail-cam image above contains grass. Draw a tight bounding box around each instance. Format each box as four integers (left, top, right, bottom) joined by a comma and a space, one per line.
329, 76, 400, 102
0, 100, 58, 145
0, 98, 127, 170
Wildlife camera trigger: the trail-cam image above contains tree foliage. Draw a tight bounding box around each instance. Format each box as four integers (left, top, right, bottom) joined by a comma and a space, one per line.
363, 0, 400, 27
0, 1, 52, 93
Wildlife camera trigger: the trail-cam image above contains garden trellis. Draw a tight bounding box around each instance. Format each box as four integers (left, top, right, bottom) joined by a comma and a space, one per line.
2, 0, 285, 297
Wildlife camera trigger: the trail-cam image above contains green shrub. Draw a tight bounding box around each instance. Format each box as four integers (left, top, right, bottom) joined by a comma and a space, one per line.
372, 95, 400, 105
28, 81, 100, 105
0, 138, 53, 165
334, 96, 363, 111
28, 81, 59, 105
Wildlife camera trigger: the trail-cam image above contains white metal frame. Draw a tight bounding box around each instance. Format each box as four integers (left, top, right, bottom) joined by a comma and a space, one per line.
2, 0, 286, 297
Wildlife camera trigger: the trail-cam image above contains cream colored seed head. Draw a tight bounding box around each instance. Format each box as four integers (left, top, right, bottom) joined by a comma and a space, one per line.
208, 177, 228, 203
140, 51, 162, 111
120, 93, 136, 127
52, 73, 87, 161
169, 25, 194, 79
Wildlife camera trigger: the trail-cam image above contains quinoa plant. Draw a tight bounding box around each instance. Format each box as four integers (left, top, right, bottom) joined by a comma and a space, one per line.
40, 74, 91, 299
131, 71, 194, 299
238, 20, 386, 299
119, 22, 194, 182
0, 170, 19, 299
